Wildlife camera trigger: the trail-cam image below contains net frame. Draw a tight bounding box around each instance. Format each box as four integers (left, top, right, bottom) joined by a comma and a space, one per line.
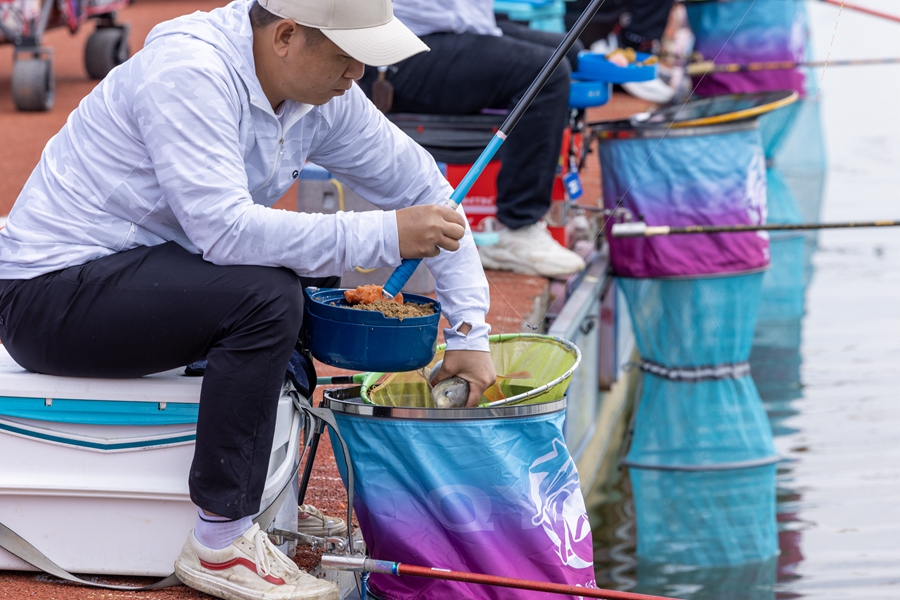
360, 333, 581, 408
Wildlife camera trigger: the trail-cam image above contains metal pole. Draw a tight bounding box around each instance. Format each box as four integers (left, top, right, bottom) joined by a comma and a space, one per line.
316, 374, 366, 386
687, 56, 900, 76
321, 555, 683, 600
611, 220, 900, 237
297, 416, 325, 506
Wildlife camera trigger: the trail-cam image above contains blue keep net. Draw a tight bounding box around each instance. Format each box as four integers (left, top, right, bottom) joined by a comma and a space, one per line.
752, 97, 827, 422
687, 0, 809, 98
620, 274, 776, 468
619, 274, 779, 565
326, 396, 595, 600
755, 98, 827, 345
598, 120, 770, 279
755, 168, 808, 343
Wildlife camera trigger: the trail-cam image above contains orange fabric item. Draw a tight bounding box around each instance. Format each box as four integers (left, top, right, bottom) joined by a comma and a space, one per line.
343, 285, 403, 305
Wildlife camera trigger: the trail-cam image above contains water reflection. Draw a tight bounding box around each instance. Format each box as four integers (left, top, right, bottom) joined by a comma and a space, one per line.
755, 95, 826, 599
590, 79, 828, 600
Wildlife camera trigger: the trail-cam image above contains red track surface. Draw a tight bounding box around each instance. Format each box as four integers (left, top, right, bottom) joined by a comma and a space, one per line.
0, 0, 649, 594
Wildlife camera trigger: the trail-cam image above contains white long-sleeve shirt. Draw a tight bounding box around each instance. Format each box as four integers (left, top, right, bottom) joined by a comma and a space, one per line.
393, 0, 502, 37
0, 0, 490, 351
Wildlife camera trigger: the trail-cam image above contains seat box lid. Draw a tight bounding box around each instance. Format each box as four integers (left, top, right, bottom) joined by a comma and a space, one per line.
0, 346, 201, 426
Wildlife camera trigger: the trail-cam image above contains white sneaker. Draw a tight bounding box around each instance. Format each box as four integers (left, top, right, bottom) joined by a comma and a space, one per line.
478, 222, 586, 278
297, 504, 348, 538
174, 523, 339, 600
621, 76, 676, 104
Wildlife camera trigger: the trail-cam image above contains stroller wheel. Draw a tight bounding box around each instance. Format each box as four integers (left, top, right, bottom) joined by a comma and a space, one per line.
85, 26, 130, 80
12, 57, 55, 112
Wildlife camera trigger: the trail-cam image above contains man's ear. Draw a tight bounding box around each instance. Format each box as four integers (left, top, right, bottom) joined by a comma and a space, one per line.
271, 19, 296, 58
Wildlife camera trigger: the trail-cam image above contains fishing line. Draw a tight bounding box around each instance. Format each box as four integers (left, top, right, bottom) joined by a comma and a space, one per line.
816, 0, 844, 101
820, 0, 900, 25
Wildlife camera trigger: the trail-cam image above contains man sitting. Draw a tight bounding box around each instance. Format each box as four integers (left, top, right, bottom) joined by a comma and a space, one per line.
0, 0, 496, 598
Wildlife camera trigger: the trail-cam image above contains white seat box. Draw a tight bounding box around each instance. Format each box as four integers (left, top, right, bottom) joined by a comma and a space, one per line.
0, 345, 301, 576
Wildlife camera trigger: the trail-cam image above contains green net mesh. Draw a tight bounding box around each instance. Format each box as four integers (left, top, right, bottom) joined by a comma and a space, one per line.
361, 333, 580, 408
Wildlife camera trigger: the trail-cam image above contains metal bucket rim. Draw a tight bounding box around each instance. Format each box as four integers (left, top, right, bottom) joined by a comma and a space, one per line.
595, 118, 759, 140
323, 386, 567, 420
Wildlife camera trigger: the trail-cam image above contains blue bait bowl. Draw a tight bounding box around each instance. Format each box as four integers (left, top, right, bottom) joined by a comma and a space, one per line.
304, 287, 441, 372
577, 52, 657, 84
569, 75, 611, 108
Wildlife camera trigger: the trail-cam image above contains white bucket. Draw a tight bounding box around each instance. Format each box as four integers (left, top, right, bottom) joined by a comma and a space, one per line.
0, 346, 300, 577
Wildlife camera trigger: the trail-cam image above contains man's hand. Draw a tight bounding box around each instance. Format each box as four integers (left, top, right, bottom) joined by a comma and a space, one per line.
431, 349, 496, 408
396, 204, 466, 259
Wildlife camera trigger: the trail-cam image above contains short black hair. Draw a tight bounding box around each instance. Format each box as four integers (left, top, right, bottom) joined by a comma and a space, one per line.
249, 0, 327, 48
248, 0, 281, 28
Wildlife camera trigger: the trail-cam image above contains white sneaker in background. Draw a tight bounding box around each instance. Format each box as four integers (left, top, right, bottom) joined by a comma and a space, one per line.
297, 504, 348, 538
478, 222, 586, 279
621, 76, 677, 104
175, 523, 339, 600
589, 33, 618, 55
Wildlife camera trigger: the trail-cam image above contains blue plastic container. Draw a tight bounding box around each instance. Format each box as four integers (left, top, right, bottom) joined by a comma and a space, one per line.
304, 287, 441, 372
577, 52, 657, 84
569, 75, 611, 108
493, 0, 565, 32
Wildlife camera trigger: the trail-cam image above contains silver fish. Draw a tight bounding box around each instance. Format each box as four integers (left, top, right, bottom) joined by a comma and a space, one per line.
431, 376, 470, 408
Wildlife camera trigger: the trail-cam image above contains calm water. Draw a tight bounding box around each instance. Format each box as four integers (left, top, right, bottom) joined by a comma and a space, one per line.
591, 2, 900, 598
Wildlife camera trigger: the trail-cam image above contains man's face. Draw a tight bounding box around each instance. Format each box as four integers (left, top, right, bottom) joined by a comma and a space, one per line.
279, 27, 366, 105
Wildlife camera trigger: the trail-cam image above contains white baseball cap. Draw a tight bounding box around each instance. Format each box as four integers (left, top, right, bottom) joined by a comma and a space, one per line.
257, 0, 429, 66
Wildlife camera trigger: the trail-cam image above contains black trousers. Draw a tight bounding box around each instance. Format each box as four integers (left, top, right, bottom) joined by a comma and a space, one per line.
565, 0, 674, 50
621, 0, 676, 51
0, 242, 337, 519
360, 21, 582, 230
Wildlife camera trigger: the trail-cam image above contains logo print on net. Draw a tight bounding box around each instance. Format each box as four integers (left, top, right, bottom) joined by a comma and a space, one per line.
528, 438, 592, 569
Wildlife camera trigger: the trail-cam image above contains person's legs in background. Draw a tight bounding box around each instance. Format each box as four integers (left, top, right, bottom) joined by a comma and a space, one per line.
496, 19, 583, 73
620, 0, 675, 52
618, 0, 682, 103
0, 242, 338, 600
477, 19, 587, 278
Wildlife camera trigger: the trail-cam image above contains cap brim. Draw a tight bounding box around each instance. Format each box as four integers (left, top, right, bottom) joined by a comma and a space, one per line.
322, 17, 429, 67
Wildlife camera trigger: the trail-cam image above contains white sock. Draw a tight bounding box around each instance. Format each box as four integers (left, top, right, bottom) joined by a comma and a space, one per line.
194, 508, 253, 550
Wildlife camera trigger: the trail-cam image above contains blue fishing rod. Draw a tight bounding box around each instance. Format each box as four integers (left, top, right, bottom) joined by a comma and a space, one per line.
382, 0, 611, 298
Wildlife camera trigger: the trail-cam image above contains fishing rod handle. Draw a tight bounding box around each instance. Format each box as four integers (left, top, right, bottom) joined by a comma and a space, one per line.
320, 554, 398, 575
383, 258, 420, 298
315, 374, 367, 386
610, 222, 671, 237
384, 137, 505, 298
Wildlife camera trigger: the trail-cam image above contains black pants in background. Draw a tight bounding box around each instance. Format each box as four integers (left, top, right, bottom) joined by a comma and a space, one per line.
621, 0, 676, 51
0, 242, 337, 519
360, 21, 582, 230
565, 0, 675, 51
